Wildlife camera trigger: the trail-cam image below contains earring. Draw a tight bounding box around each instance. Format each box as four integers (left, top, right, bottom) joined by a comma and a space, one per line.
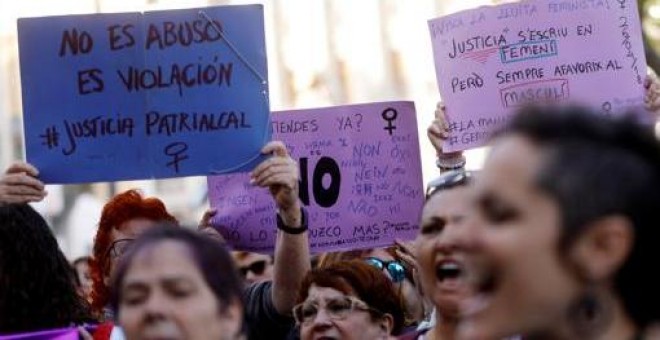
567, 288, 613, 338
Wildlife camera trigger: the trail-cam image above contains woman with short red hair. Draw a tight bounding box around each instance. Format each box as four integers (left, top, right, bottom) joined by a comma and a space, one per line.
294, 260, 406, 339
89, 189, 177, 320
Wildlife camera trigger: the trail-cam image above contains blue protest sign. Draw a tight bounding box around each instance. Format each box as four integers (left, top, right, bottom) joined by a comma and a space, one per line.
18, 5, 270, 183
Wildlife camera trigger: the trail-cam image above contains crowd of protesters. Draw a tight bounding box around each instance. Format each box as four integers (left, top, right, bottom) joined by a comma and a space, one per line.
3, 55, 660, 340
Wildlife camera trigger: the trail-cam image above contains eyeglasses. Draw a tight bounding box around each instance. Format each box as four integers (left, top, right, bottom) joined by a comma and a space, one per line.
365, 257, 407, 283
425, 169, 473, 199
105, 238, 135, 260
239, 259, 269, 277
293, 295, 382, 325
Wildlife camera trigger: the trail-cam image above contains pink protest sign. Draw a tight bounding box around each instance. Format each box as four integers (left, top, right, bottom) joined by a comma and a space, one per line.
429, 0, 647, 151
207, 101, 424, 253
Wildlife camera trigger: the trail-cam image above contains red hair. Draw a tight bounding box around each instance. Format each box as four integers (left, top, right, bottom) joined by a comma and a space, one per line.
89, 189, 177, 316
318, 247, 414, 283
298, 260, 406, 335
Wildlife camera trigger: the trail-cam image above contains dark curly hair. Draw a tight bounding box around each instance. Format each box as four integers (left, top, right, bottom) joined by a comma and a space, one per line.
90, 189, 177, 315
0, 204, 94, 334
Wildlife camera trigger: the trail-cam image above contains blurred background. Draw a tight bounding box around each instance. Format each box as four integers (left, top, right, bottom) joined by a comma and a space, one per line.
1, 0, 658, 259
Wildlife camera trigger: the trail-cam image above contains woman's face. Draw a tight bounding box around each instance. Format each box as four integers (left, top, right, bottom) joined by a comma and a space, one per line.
458, 135, 581, 339
417, 186, 472, 318
119, 240, 242, 340
299, 285, 391, 340
74, 260, 93, 299
105, 218, 158, 284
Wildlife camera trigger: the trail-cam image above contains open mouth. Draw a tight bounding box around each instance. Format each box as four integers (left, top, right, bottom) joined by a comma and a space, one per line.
436, 260, 464, 282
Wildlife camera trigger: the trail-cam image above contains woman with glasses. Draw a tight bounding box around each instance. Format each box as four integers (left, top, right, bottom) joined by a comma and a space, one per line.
110, 225, 245, 340
294, 260, 405, 339
91, 141, 311, 340
318, 247, 427, 331
90, 189, 179, 321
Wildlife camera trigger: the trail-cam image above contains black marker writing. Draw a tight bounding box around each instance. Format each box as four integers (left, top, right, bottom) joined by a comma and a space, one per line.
298, 157, 341, 207
77, 68, 104, 95
451, 73, 484, 92
59, 28, 93, 57
619, 15, 643, 83
272, 119, 318, 134
40, 126, 60, 150
165, 142, 189, 173
145, 110, 250, 136
448, 34, 507, 59
117, 58, 233, 97
517, 27, 568, 43
145, 19, 224, 50
62, 116, 135, 156
108, 24, 135, 51
553, 60, 621, 76
496, 67, 544, 85
382, 108, 398, 135
310, 226, 342, 238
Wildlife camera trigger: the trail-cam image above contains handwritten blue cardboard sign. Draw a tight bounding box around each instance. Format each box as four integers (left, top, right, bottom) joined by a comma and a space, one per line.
18, 5, 270, 183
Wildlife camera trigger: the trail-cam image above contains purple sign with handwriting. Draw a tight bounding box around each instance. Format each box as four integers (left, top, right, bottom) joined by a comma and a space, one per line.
429, 0, 647, 152
0, 328, 78, 340
207, 101, 424, 253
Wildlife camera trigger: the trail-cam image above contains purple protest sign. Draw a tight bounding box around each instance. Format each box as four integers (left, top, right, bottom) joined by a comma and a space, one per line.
207, 101, 424, 253
0, 328, 78, 340
429, 0, 647, 152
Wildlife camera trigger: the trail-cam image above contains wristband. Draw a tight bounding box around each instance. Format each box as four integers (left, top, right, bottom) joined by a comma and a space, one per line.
436, 154, 466, 170
276, 207, 308, 234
